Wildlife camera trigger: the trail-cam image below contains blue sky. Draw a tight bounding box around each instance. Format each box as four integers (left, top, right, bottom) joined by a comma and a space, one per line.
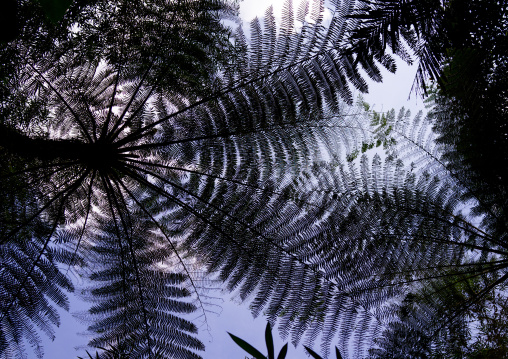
40, 0, 425, 358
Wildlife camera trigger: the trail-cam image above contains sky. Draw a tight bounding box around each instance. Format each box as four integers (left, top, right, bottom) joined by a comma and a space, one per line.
41, 0, 426, 358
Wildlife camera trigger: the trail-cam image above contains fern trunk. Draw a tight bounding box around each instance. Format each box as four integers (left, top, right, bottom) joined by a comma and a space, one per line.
0, 124, 119, 167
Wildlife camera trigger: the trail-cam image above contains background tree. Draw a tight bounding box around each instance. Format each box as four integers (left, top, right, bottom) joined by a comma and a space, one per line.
467, 290, 508, 358
348, 0, 508, 93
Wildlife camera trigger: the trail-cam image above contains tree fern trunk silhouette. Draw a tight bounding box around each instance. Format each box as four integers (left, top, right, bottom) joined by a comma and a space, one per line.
0, 124, 122, 167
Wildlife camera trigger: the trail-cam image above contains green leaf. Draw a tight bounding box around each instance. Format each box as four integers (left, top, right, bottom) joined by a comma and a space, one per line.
38, 0, 73, 23
228, 332, 267, 359
277, 343, 288, 359
335, 347, 343, 359
265, 322, 274, 359
304, 346, 323, 359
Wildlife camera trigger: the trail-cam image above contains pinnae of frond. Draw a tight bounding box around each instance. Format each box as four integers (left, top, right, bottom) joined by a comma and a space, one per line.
0, 195, 65, 323
100, 69, 122, 141
105, 0, 189, 144
117, 120, 349, 153
123, 157, 330, 212
100, 7, 129, 142
115, 176, 212, 334
106, 65, 156, 143
106, 0, 199, 146
109, 177, 154, 354
120, 162, 386, 331
383, 233, 508, 257
113, 35, 377, 147
112, 74, 273, 147
393, 200, 501, 248
116, 168, 224, 328
120, 157, 508, 264
78, 94, 99, 143
99, 173, 130, 304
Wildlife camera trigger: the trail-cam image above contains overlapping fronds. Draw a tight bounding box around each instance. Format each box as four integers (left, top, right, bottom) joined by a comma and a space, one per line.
193, 144, 502, 357
349, 107, 508, 356
0, 236, 74, 359
0, 184, 74, 359
0, 149, 75, 359
364, 106, 449, 180
61, 0, 236, 97
0, 0, 237, 355
5, 0, 506, 357
191, 97, 508, 358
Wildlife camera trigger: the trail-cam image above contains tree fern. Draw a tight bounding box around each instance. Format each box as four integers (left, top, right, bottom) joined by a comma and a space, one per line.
0, 0, 405, 357
7, 1, 504, 358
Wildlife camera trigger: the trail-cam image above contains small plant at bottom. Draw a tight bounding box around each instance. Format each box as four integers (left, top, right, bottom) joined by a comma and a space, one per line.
228, 322, 343, 359
303, 346, 343, 359
228, 322, 288, 359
